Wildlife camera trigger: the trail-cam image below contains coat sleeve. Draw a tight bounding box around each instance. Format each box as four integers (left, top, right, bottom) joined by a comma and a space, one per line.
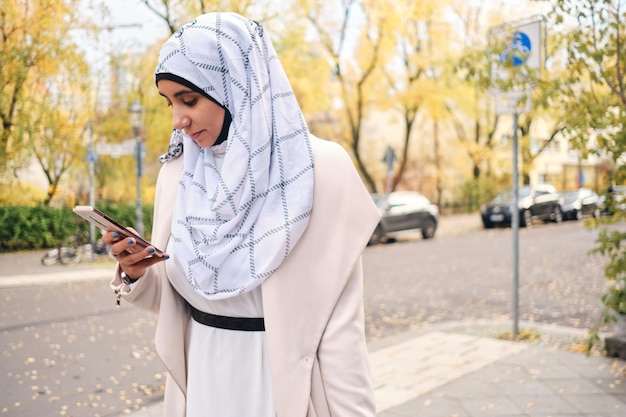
316, 256, 376, 416
111, 264, 162, 314
109, 158, 181, 314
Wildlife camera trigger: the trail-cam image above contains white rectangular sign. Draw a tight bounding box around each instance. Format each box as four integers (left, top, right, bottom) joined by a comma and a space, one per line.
96, 139, 136, 158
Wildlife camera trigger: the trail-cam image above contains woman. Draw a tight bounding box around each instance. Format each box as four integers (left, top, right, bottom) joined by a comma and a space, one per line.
105, 12, 380, 417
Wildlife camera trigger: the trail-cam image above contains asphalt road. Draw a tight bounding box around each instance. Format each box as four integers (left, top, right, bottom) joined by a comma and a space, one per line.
0, 214, 615, 416
362, 218, 608, 341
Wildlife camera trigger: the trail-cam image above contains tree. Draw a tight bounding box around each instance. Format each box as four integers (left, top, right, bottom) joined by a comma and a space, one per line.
302, 0, 393, 192
139, 0, 285, 35
0, 0, 85, 178
550, 0, 626, 174
382, 0, 464, 202
22, 55, 91, 205
549, 0, 626, 352
450, 1, 505, 182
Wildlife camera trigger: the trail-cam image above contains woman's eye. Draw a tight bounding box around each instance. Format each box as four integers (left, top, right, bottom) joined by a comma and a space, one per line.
183, 98, 197, 106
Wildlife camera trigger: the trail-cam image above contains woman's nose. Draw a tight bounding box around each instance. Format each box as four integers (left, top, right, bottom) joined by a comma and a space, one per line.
172, 109, 189, 130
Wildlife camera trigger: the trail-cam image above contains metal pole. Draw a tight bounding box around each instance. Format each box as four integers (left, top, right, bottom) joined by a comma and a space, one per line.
135, 131, 144, 237
512, 112, 520, 339
88, 120, 96, 257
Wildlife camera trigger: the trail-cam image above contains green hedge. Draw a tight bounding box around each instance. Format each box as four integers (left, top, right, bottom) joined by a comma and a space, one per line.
0, 204, 154, 252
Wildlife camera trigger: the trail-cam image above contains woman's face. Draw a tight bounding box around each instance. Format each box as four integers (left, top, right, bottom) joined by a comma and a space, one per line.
157, 79, 225, 148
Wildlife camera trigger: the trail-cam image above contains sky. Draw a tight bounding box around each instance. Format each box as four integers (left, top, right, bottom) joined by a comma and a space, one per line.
76, 0, 170, 108
90, 0, 168, 52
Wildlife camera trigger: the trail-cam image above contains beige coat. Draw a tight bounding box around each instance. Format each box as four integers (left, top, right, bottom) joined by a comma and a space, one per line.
113, 138, 381, 416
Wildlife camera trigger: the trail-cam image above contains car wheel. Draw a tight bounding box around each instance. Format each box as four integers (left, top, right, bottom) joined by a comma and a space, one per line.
593, 208, 601, 218
421, 217, 437, 239
574, 209, 582, 221
553, 206, 563, 223
521, 210, 532, 228
368, 224, 384, 245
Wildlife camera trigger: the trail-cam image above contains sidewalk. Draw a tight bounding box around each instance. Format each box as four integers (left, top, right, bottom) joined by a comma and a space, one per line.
123, 320, 626, 417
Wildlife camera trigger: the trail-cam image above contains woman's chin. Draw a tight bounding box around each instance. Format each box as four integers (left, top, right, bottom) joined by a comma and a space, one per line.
194, 137, 217, 148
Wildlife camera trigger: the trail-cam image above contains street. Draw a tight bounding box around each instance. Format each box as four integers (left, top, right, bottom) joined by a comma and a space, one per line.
363, 219, 606, 341
0, 217, 611, 416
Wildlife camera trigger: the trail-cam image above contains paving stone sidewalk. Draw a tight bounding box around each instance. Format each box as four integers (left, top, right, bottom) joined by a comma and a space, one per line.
122, 321, 626, 417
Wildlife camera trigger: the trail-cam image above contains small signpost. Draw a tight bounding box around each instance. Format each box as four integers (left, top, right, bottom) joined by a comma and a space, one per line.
382, 145, 397, 194
489, 15, 545, 339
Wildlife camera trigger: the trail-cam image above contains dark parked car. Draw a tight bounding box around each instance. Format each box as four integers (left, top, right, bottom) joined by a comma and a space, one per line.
480, 184, 563, 228
561, 187, 601, 220
369, 191, 439, 245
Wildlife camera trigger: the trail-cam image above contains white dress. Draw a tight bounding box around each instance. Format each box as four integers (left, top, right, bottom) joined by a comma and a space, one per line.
165, 142, 276, 417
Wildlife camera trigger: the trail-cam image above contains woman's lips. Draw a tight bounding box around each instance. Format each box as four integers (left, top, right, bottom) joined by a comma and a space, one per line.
188, 130, 203, 141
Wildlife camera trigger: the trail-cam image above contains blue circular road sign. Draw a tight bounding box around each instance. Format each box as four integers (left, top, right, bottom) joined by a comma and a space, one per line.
86, 151, 98, 163
500, 31, 531, 67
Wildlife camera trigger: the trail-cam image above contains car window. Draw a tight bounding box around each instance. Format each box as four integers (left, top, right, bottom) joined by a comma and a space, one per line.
493, 189, 513, 202
562, 191, 578, 203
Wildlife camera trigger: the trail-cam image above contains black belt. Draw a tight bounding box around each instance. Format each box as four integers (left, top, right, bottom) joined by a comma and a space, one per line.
190, 305, 265, 332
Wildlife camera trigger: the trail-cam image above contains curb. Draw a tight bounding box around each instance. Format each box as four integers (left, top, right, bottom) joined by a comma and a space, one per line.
0, 267, 114, 288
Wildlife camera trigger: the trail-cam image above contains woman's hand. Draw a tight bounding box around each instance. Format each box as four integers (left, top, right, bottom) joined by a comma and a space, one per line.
102, 228, 168, 280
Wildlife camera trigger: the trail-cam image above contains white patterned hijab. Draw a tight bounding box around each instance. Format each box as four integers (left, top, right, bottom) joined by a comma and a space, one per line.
155, 12, 315, 300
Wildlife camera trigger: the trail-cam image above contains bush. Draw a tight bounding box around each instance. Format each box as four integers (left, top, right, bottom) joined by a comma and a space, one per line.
585, 212, 626, 353
96, 202, 154, 239
590, 218, 626, 317
0, 204, 154, 252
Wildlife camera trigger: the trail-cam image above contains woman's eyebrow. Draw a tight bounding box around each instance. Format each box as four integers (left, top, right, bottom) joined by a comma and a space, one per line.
158, 89, 196, 98
173, 89, 196, 98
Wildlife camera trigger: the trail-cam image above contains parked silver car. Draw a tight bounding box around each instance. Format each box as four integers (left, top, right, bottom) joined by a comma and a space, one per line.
369, 191, 439, 245
561, 187, 601, 220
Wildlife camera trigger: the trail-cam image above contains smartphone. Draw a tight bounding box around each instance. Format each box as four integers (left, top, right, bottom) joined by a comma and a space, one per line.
72, 205, 164, 257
